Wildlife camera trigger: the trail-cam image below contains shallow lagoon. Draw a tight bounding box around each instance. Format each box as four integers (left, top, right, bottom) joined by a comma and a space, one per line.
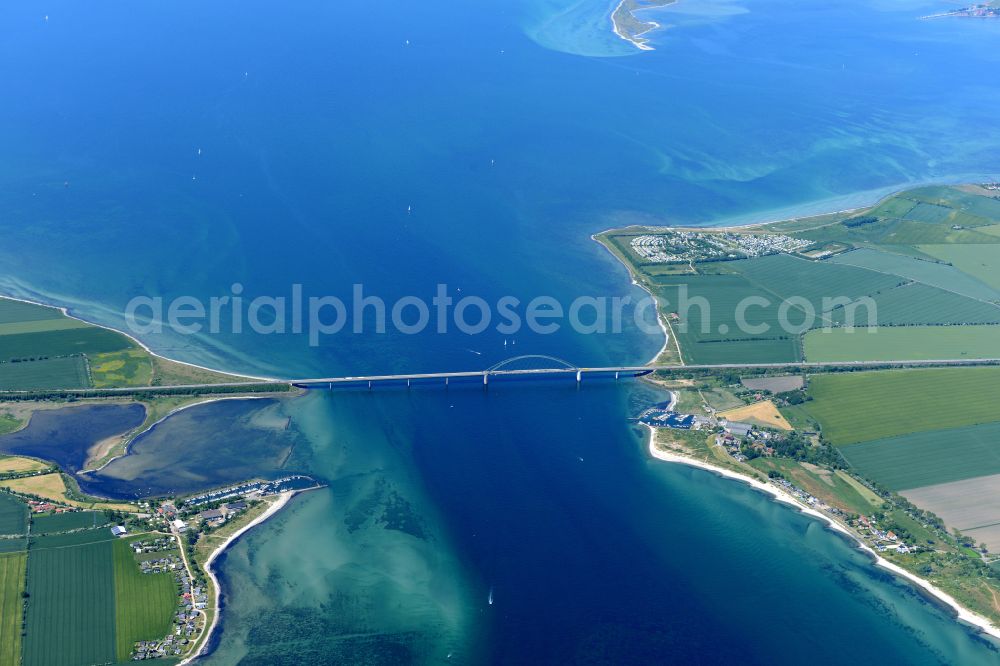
0, 403, 145, 473
79, 398, 301, 499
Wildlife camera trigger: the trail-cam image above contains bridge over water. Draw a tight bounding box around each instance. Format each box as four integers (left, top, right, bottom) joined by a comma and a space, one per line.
290, 355, 647, 390
2, 356, 999, 397
288, 355, 1000, 391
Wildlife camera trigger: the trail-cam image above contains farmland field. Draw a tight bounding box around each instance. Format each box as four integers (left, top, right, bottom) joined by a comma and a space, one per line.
746, 458, 877, 515
0, 474, 134, 512
0, 299, 63, 324
30, 527, 116, 550
651, 274, 799, 364
919, 244, 1000, 291
113, 538, 177, 660
0, 494, 27, 536
0, 456, 46, 474
828, 248, 1000, 301
724, 253, 901, 311
0, 356, 91, 390
740, 375, 804, 393
839, 421, 1000, 490
717, 401, 792, 430
0, 538, 27, 555
0, 552, 26, 666
804, 325, 1000, 362
0, 415, 20, 436
0, 327, 133, 362
23, 538, 116, 666
32, 511, 109, 535
0, 297, 241, 390
902, 473, 1000, 551
829, 282, 1000, 327
803, 367, 1000, 445
90, 349, 154, 388
0, 318, 89, 336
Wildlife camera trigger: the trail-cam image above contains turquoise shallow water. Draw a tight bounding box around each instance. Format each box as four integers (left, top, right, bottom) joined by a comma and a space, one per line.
1, 0, 1000, 663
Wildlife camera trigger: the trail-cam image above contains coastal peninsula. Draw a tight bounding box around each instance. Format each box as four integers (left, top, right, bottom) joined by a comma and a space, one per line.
0, 294, 310, 664
922, 2, 1000, 19
598, 182, 1000, 638
0, 442, 319, 664
612, 0, 676, 51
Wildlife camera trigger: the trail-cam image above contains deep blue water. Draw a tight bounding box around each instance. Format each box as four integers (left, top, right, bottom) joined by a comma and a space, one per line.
1, 0, 1000, 663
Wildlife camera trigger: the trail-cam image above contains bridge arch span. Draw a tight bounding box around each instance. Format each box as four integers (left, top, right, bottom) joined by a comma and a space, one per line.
486, 355, 578, 373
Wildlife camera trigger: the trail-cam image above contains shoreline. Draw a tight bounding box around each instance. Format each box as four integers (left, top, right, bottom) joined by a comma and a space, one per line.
643, 426, 1000, 641
593, 174, 1000, 237
0, 291, 279, 384
611, 0, 677, 52
179, 486, 322, 665
592, 232, 681, 366
611, 0, 657, 52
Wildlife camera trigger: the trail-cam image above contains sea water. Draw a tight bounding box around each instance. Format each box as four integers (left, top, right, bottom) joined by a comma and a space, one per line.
0, 0, 999, 662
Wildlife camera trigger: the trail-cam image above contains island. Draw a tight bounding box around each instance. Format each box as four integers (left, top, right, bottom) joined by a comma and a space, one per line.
611, 0, 676, 51
597, 182, 1000, 637
923, 2, 1000, 19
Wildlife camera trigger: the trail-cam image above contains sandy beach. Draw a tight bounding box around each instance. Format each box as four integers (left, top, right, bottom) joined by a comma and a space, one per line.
179, 490, 296, 665
645, 427, 1000, 640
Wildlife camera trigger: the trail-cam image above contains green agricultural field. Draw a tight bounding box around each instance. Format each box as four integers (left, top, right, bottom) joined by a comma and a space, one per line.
0, 299, 63, 324
724, 253, 902, 312
747, 458, 878, 515
23, 538, 116, 666
802, 367, 1000, 445
829, 283, 1000, 327
0, 296, 136, 368
787, 186, 1000, 247
32, 511, 109, 535
840, 421, 1000, 491
0, 414, 22, 435
0, 494, 28, 536
90, 349, 154, 388
29, 527, 116, 550
0, 538, 27, 555
651, 273, 800, 364
905, 185, 1000, 220
828, 248, 1000, 302
0, 327, 133, 362
0, 318, 90, 336
804, 325, 1000, 362
0, 552, 26, 666
920, 244, 1000, 291
113, 538, 177, 660
0, 356, 91, 390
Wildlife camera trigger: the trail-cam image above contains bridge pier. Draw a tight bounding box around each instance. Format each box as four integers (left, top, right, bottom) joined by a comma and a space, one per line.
368, 381, 372, 391
615, 371, 619, 380
407, 379, 411, 389
445, 376, 449, 387
576, 370, 582, 384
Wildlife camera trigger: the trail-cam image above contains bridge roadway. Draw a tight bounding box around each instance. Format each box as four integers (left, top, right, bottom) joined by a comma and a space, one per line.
2, 358, 998, 396
291, 357, 1000, 388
